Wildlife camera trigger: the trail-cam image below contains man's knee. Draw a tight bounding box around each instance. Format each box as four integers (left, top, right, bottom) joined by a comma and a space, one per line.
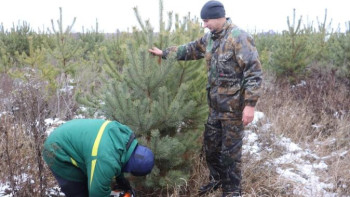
52, 172, 88, 197
203, 123, 222, 153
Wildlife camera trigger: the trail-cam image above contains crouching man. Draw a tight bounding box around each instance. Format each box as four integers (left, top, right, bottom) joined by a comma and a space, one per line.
43, 119, 154, 197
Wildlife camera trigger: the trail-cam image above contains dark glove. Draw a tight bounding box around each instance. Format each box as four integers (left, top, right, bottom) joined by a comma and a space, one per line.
128, 188, 136, 197
115, 177, 132, 191
114, 177, 136, 197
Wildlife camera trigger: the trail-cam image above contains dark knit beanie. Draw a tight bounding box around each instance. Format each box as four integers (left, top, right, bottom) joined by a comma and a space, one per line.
200, 0, 225, 19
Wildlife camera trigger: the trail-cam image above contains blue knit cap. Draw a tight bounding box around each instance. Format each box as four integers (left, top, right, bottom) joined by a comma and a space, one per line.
123, 145, 154, 176
200, 0, 225, 19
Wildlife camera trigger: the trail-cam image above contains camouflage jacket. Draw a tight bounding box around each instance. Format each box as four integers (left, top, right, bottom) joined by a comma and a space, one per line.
163, 18, 262, 119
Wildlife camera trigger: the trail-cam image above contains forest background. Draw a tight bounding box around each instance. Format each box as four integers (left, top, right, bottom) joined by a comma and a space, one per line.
0, 0, 349, 196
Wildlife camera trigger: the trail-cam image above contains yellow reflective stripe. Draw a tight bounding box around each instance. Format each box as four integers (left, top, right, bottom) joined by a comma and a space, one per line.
91, 120, 111, 156
70, 158, 78, 167
90, 159, 96, 186
89, 120, 111, 187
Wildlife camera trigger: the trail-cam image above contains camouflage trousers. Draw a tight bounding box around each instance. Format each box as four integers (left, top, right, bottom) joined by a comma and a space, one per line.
203, 110, 244, 194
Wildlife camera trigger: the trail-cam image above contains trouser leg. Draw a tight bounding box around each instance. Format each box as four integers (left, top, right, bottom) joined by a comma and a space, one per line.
220, 120, 244, 195
51, 171, 88, 197
203, 118, 223, 181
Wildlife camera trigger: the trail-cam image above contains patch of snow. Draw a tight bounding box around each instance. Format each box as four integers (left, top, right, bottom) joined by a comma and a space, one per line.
251, 111, 264, 125
60, 84, 74, 93
0, 111, 7, 117
243, 111, 337, 197
45, 118, 65, 135
292, 80, 307, 89
74, 114, 86, 119
243, 130, 260, 157
0, 182, 11, 197
277, 137, 302, 152
313, 161, 327, 169
80, 107, 88, 112
272, 136, 336, 196
311, 124, 323, 129
47, 186, 64, 196
0, 182, 64, 197
243, 111, 265, 157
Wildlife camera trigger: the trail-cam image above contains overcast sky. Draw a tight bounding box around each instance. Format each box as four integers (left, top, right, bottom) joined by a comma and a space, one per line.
0, 0, 348, 33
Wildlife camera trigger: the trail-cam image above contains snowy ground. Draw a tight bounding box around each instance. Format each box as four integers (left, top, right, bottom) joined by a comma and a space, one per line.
243, 111, 337, 197
0, 111, 338, 196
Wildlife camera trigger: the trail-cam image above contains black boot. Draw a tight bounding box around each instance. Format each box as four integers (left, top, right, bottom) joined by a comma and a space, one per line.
222, 191, 241, 197
198, 180, 221, 196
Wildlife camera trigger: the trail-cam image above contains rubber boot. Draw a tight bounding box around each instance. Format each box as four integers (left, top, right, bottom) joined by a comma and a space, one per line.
198, 180, 222, 196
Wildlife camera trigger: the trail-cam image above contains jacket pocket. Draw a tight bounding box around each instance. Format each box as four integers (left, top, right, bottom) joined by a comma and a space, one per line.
216, 83, 242, 112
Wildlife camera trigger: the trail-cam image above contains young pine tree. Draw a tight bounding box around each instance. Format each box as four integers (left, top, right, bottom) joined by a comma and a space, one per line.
12, 36, 58, 93
327, 22, 350, 79
100, 0, 207, 194
48, 7, 84, 118
270, 9, 314, 83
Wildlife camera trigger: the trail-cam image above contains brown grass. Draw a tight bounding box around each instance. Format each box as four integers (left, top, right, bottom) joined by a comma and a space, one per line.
0, 75, 64, 197
241, 65, 350, 196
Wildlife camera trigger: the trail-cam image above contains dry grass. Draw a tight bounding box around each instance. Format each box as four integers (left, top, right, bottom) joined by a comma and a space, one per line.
0, 75, 63, 197
316, 116, 350, 196
243, 66, 350, 196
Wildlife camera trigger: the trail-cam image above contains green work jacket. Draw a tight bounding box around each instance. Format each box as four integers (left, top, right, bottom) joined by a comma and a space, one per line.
43, 119, 138, 197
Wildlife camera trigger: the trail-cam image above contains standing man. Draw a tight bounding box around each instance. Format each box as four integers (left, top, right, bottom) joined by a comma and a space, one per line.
149, 1, 262, 196
43, 119, 154, 197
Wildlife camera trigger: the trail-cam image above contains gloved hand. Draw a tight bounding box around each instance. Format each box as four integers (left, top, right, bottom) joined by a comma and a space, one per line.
115, 177, 132, 190
114, 177, 136, 197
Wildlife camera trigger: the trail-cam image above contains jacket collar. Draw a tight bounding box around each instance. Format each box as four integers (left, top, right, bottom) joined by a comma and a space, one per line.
211, 18, 233, 40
